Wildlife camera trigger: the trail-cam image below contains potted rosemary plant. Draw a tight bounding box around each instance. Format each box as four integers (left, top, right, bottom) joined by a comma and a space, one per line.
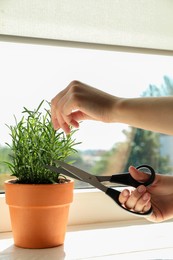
4, 100, 79, 249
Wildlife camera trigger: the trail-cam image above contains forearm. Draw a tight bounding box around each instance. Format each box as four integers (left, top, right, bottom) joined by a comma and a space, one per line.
114, 96, 173, 135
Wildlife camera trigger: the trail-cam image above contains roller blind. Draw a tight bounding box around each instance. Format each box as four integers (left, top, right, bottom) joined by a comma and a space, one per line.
0, 0, 173, 50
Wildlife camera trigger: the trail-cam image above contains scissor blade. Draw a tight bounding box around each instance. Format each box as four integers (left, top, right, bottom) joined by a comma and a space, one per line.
56, 160, 93, 182
45, 165, 82, 181
56, 160, 107, 192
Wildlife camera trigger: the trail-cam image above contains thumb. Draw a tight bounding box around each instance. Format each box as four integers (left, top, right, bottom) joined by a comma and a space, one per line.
129, 165, 151, 182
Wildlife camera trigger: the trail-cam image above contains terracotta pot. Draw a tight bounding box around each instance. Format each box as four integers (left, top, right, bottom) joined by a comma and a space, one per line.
5, 179, 74, 249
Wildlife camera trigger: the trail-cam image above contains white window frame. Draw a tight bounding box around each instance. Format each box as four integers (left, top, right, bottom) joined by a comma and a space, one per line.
1, 35, 173, 232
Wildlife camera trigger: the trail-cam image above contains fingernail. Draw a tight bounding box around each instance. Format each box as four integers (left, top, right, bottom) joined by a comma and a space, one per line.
123, 190, 129, 197
137, 185, 146, 193
143, 193, 150, 201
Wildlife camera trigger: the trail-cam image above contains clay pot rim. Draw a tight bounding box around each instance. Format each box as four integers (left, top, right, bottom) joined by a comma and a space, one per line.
5, 178, 73, 185
5, 178, 74, 206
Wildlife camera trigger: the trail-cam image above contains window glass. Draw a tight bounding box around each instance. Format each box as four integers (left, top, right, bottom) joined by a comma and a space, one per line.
0, 41, 173, 191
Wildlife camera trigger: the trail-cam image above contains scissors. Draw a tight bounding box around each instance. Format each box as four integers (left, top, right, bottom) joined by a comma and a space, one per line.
47, 161, 155, 216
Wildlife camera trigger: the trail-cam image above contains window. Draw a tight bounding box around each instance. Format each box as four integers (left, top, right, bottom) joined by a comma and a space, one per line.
1, 40, 173, 193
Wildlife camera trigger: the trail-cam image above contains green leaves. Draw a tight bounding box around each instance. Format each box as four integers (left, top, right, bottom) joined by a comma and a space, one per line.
5, 100, 80, 184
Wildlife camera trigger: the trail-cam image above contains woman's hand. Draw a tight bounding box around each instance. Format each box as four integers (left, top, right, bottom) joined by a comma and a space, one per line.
51, 80, 118, 134
119, 166, 173, 222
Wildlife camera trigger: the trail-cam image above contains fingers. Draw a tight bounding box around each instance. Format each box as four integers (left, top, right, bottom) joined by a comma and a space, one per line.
51, 88, 67, 131
51, 82, 80, 133
119, 185, 151, 213
119, 166, 152, 214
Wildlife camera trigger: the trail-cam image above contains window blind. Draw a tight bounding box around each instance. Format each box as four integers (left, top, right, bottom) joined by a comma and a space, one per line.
0, 0, 173, 51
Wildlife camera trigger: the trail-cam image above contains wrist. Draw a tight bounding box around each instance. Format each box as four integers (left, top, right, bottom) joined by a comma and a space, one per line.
153, 174, 173, 196
111, 97, 128, 123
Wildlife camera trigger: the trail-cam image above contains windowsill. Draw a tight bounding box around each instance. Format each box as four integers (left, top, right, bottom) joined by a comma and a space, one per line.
2, 188, 173, 258
1, 220, 173, 259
